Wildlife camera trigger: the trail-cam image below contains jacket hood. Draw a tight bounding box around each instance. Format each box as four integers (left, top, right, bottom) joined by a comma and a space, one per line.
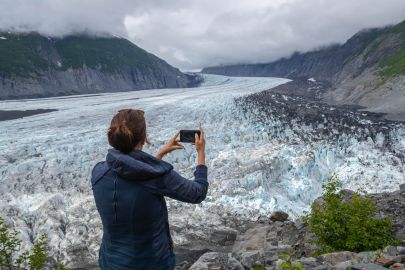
106, 148, 173, 181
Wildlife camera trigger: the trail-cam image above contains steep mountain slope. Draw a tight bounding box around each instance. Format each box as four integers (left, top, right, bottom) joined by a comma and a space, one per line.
202, 20, 405, 120
0, 32, 199, 99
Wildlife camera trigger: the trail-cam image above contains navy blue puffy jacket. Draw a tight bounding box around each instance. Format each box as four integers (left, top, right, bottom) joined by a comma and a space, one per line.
91, 148, 209, 269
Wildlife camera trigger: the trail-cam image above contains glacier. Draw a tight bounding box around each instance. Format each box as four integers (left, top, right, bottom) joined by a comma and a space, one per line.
0, 74, 404, 266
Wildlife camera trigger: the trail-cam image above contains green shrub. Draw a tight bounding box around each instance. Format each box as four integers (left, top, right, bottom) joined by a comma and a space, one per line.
277, 253, 304, 270
0, 217, 70, 270
303, 175, 396, 253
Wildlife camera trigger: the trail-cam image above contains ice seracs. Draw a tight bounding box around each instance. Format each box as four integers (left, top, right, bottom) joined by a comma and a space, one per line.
0, 74, 403, 266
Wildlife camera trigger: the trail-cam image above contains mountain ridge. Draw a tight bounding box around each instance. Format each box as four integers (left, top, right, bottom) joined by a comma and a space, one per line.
0, 32, 200, 100
202, 20, 405, 120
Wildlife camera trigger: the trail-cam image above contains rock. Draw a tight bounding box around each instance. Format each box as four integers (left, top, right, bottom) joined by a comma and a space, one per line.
384, 246, 400, 256
400, 183, 405, 192
239, 250, 262, 269
349, 263, 388, 270
253, 260, 263, 267
335, 260, 354, 270
375, 255, 396, 267
391, 263, 404, 270
320, 251, 362, 266
314, 266, 331, 270
357, 251, 377, 263
188, 252, 244, 270
227, 257, 245, 270
232, 224, 268, 254
299, 257, 320, 269
270, 211, 289, 222
264, 243, 294, 264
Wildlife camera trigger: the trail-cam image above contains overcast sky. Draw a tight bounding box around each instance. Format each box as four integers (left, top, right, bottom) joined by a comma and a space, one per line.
1, 0, 405, 70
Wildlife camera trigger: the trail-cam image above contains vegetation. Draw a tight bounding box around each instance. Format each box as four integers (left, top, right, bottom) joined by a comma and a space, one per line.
303, 175, 396, 254
277, 253, 304, 270
391, 19, 405, 35
0, 33, 49, 77
54, 35, 156, 72
378, 20, 405, 81
0, 217, 70, 270
0, 32, 158, 77
379, 48, 405, 80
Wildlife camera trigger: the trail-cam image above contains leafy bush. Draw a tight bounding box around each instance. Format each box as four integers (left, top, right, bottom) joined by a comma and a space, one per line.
303, 175, 396, 253
0, 217, 70, 270
277, 253, 304, 270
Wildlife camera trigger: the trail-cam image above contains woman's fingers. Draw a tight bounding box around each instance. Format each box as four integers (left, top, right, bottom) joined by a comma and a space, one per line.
174, 141, 183, 146
171, 145, 184, 150
171, 131, 180, 142
199, 127, 204, 142
195, 132, 199, 144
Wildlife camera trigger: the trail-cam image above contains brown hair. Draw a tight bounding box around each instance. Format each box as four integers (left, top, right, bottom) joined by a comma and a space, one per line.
108, 109, 150, 154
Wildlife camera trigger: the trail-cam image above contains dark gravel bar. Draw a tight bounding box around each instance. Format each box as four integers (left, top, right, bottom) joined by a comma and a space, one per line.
0, 109, 57, 122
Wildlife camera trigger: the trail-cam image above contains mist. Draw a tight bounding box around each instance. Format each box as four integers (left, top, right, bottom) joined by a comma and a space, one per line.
1, 0, 405, 70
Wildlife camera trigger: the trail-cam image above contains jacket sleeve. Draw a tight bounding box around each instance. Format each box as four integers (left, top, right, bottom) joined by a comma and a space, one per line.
142, 165, 209, 204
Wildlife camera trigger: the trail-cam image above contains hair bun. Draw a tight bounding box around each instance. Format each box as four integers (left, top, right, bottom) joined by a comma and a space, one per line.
108, 122, 134, 154
107, 109, 148, 154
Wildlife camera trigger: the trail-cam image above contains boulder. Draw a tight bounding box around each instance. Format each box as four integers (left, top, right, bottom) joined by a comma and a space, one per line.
391, 263, 404, 270
239, 250, 262, 269
270, 211, 289, 222
375, 255, 396, 267
299, 257, 320, 269
357, 251, 377, 263
349, 263, 388, 270
320, 251, 362, 266
384, 246, 400, 256
232, 224, 268, 253
188, 252, 244, 270
335, 260, 354, 270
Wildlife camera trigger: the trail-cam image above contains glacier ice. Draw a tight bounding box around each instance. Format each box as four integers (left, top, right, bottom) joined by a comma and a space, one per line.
0, 74, 404, 266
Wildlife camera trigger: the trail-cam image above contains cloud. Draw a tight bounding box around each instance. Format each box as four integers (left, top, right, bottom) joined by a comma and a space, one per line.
1, 0, 405, 70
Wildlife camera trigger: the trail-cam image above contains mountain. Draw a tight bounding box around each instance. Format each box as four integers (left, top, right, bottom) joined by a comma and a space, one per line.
0, 32, 200, 99
202, 20, 405, 120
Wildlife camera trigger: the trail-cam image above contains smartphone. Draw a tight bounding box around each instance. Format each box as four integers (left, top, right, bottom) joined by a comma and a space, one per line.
180, 130, 201, 143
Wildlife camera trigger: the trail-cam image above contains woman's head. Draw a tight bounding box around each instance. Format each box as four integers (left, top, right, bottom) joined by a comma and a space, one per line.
108, 109, 149, 154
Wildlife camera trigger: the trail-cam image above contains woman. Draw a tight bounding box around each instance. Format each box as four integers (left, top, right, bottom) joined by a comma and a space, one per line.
91, 109, 208, 270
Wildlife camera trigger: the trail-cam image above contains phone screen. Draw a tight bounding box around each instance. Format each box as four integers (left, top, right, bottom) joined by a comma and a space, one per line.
179, 130, 201, 143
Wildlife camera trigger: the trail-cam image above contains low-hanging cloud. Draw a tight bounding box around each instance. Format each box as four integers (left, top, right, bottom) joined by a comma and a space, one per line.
1, 0, 405, 70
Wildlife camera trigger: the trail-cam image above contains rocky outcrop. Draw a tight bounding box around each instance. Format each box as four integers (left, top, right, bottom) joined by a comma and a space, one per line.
187, 184, 405, 269
0, 32, 200, 99
202, 20, 405, 120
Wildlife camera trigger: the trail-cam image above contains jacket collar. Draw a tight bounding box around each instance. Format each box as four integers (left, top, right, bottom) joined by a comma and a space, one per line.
106, 148, 173, 181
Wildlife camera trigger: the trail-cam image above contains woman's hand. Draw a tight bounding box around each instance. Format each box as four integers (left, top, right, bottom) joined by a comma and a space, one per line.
194, 127, 205, 153
155, 131, 184, 159
194, 128, 206, 166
